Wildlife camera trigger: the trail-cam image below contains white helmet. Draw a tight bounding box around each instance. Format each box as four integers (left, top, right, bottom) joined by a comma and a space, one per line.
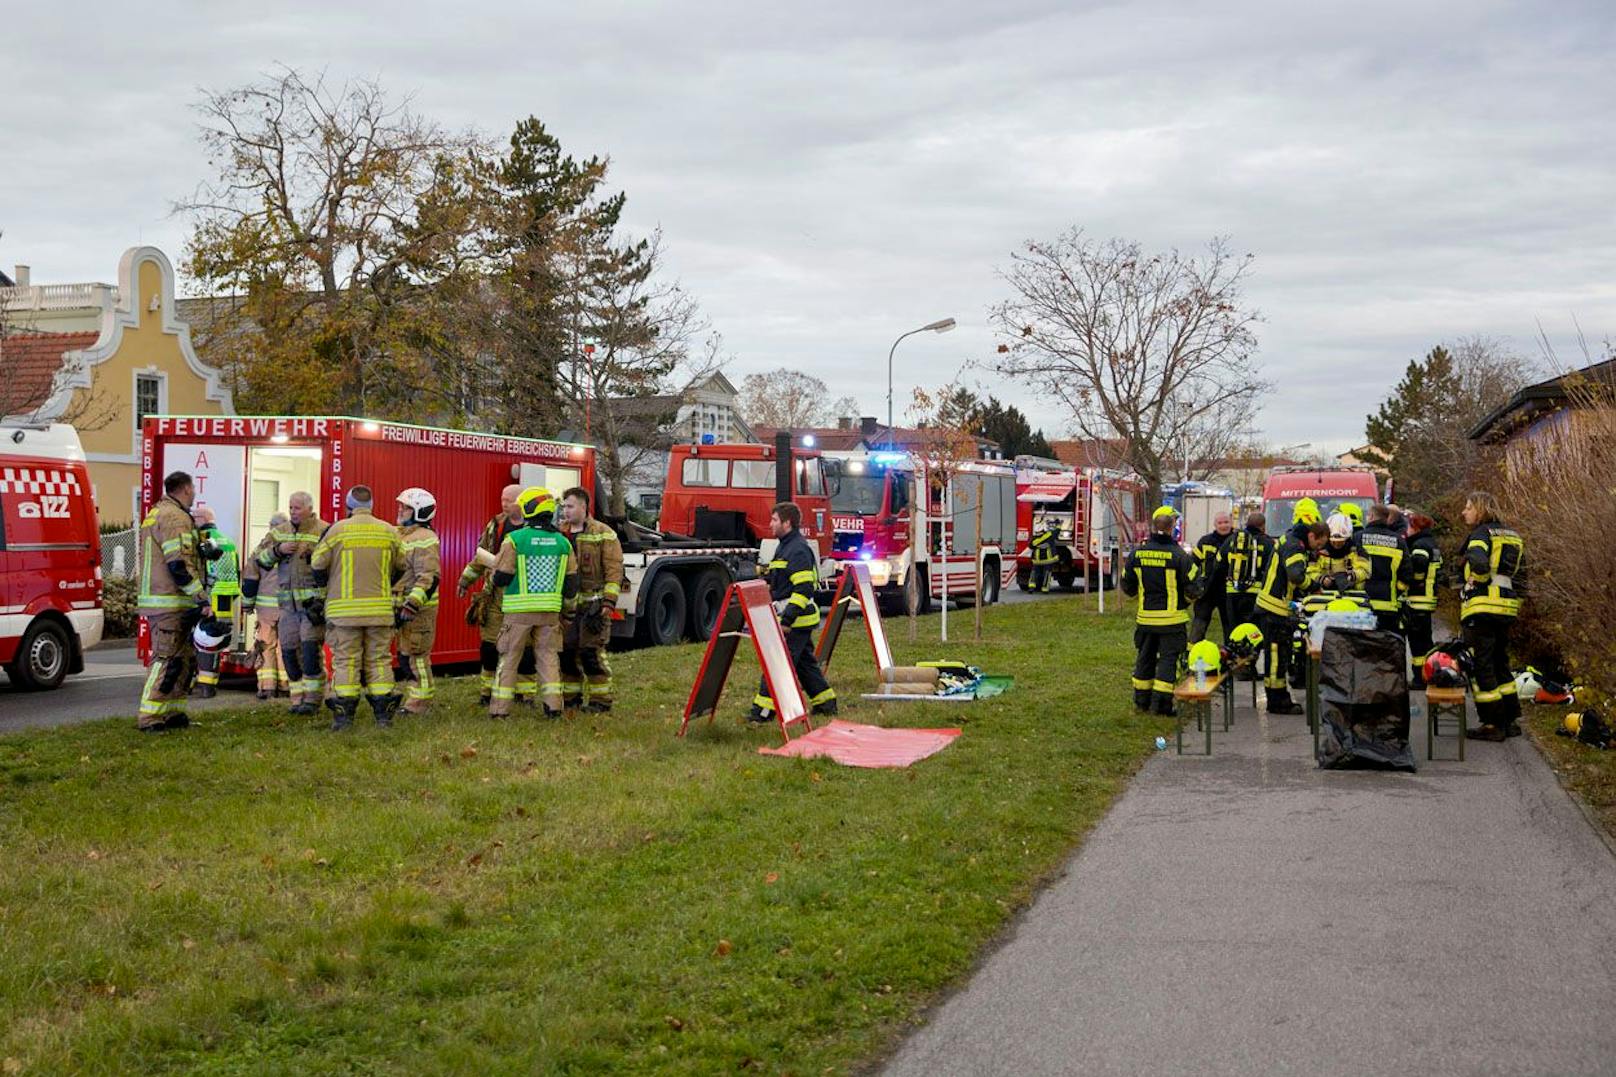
1327, 512, 1353, 541
192, 617, 232, 654
396, 487, 437, 524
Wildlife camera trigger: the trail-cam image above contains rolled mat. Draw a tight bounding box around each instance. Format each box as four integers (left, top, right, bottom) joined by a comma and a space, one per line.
876, 683, 936, 697
880, 666, 940, 685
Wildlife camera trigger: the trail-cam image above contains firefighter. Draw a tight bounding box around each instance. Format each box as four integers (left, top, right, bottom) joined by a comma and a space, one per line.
135, 471, 206, 732
1188, 512, 1234, 644
393, 488, 442, 715
310, 485, 404, 730
559, 486, 623, 712
1336, 501, 1366, 544
1027, 514, 1059, 593
1359, 503, 1412, 634
488, 487, 578, 719
1255, 519, 1329, 715
1459, 490, 1526, 742
1120, 506, 1203, 716
1218, 511, 1274, 677
1404, 511, 1442, 685
241, 512, 291, 700
1287, 498, 1322, 545
458, 484, 536, 706
748, 501, 837, 723
1313, 513, 1369, 594
190, 506, 240, 699
256, 491, 329, 715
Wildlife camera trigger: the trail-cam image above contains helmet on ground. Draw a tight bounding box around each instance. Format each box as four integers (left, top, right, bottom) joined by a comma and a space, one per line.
517, 486, 557, 523
1293, 498, 1321, 525
396, 486, 437, 524
1338, 502, 1364, 528
1227, 622, 1264, 660
1562, 713, 1583, 737
1327, 513, 1353, 541
1152, 505, 1177, 521
1423, 650, 1466, 688
192, 616, 232, 654
1188, 640, 1222, 673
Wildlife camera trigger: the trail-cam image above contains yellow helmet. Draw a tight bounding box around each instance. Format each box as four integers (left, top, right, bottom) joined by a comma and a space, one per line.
1293, 497, 1321, 525
1152, 505, 1177, 521
1563, 713, 1583, 737
1187, 639, 1222, 673
517, 486, 557, 522
1338, 502, 1364, 527
1228, 622, 1264, 659
1326, 597, 1364, 612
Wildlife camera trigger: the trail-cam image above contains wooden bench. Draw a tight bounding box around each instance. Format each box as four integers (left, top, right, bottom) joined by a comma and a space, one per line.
1173, 672, 1228, 755
1424, 685, 1468, 761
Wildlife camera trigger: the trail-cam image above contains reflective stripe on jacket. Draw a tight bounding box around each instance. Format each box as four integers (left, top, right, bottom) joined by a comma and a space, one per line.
565, 517, 624, 602
1462, 522, 1524, 619
1219, 527, 1274, 595
768, 528, 821, 630
138, 497, 204, 613
1359, 523, 1409, 613
497, 526, 578, 614
1256, 535, 1311, 617
1121, 532, 1202, 627
1406, 531, 1441, 612
310, 509, 404, 626
397, 524, 442, 610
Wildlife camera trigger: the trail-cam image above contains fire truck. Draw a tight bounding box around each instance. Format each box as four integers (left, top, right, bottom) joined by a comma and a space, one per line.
1011, 456, 1147, 591
820, 450, 1018, 611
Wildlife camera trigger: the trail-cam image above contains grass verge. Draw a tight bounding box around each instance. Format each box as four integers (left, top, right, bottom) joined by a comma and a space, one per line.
1525, 704, 1616, 843
0, 596, 1166, 1075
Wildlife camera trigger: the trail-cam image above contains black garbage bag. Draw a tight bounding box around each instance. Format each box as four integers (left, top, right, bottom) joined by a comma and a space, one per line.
1315, 627, 1416, 772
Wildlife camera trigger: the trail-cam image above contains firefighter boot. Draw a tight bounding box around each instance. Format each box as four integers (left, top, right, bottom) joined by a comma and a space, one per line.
370, 693, 401, 729
329, 697, 358, 732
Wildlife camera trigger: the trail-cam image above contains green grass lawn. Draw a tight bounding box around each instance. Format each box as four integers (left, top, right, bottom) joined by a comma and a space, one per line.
1526, 704, 1616, 842
0, 597, 1166, 1075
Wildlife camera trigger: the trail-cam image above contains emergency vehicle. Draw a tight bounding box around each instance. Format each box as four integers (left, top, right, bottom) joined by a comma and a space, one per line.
1011, 456, 1147, 590
820, 450, 1018, 611
1261, 464, 1382, 537
1, 423, 103, 690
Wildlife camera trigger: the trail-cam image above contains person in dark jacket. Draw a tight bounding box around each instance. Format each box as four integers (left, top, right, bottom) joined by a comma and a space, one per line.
1121, 506, 1204, 716
1359, 503, 1412, 634
1255, 520, 1329, 715
1459, 491, 1526, 742
749, 502, 836, 723
1189, 512, 1233, 644
1403, 512, 1441, 685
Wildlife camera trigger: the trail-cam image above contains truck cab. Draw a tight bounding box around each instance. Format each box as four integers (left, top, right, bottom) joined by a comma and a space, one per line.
659, 442, 831, 546
1262, 465, 1382, 537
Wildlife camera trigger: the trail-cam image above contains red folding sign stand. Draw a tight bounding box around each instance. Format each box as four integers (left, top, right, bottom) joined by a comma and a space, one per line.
679, 579, 812, 746
814, 562, 894, 675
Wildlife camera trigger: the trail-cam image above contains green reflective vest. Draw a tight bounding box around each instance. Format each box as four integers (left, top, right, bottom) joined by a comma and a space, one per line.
504, 527, 575, 614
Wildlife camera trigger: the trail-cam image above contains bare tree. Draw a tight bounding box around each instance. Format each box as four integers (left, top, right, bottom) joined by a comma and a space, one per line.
738, 368, 859, 429
907, 374, 986, 642
991, 231, 1263, 504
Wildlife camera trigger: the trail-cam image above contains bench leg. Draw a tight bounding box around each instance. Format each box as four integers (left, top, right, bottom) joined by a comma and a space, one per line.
1205, 700, 1212, 756
1427, 698, 1435, 761
1177, 708, 1184, 755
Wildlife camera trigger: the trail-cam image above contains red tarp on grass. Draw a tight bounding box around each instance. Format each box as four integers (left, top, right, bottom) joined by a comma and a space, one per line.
756, 719, 961, 769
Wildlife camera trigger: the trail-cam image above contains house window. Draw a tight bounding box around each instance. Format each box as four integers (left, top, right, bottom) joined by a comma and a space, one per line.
136, 374, 162, 426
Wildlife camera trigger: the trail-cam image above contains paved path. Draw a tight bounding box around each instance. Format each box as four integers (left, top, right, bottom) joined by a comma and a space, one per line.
0, 642, 236, 732
887, 693, 1616, 1076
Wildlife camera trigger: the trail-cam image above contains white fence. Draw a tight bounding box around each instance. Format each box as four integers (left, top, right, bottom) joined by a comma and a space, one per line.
101, 527, 138, 579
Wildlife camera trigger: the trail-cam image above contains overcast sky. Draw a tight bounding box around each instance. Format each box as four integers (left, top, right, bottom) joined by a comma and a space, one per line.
3, 1, 1612, 453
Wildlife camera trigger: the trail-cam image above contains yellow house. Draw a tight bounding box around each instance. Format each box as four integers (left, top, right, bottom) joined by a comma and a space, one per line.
1, 246, 233, 524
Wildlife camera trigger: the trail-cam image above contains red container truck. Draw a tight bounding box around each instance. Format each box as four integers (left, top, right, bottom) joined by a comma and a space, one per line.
1011, 456, 1147, 591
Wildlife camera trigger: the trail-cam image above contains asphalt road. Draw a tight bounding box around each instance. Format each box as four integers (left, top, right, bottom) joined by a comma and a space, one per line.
884, 696, 1616, 1076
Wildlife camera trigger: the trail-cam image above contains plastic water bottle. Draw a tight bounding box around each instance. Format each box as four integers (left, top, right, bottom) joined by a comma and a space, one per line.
1193, 657, 1208, 692
1154, 736, 1168, 751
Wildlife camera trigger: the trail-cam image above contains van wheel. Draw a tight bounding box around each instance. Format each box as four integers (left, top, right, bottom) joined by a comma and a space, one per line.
636, 574, 687, 648
9, 619, 70, 691
685, 568, 729, 641
983, 559, 1002, 605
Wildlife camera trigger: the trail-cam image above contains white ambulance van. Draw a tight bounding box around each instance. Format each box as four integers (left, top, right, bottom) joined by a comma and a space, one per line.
0, 423, 104, 689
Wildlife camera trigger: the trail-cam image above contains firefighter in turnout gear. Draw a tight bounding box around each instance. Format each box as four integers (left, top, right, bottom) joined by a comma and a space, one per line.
256, 491, 329, 714
748, 502, 836, 723
488, 487, 578, 719
1189, 512, 1234, 644
241, 513, 291, 699
1256, 519, 1329, 715
1027, 515, 1059, 593
393, 488, 442, 715
1459, 490, 1526, 742
1312, 513, 1369, 594
559, 486, 623, 712
191, 506, 239, 699
1121, 506, 1204, 717
1359, 503, 1412, 634
1218, 511, 1274, 677
459, 484, 537, 705
310, 486, 406, 730
136, 471, 206, 731
1403, 512, 1442, 685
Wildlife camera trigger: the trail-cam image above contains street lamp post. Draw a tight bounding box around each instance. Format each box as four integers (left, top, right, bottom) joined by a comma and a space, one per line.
886, 317, 957, 443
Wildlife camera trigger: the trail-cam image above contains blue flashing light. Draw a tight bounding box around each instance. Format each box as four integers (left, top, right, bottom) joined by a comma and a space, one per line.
700, 433, 716, 445
859, 551, 873, 561
870, 452, 906, 465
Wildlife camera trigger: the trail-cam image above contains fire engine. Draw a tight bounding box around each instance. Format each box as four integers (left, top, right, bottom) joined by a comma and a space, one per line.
1261, 464, 1382, 536
1011, 456, 1147, 591
820, 450, 1018, 611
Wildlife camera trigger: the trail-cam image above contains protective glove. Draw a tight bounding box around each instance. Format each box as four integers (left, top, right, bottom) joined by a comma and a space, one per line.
394, 599, 420, 628
772, 598, 792, 622
304, 597, 326, 626
583, 599, 608, 635
199, 537, 225, 562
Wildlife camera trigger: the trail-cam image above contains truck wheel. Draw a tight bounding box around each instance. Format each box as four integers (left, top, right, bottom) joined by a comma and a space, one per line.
638, 573, 687, 648
906, 566, 932, 615
685, 568, 729, 641
1016, 566, 1032, 591
8, 618, 71, 691
982, 559, 1002, 605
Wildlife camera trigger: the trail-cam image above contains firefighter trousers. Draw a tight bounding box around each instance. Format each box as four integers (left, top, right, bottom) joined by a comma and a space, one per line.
328, 625, 395, 701
138, 612, 197, 729
754, 627, 835, 715
1132, 624, 1185, 715
492, 612, 562, 715
560, 615, 612, 706
1463, 613, 1520, 729
1405, 610, 1434, 685
395, 614, 436, 711
1188, 595, 1229, 645
255, 617, 287, 693
1257, 610, 1298, 710
278, 609, 326, 703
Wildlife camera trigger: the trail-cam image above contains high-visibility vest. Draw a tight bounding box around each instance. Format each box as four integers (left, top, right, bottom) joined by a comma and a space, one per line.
504, 527, 575, 614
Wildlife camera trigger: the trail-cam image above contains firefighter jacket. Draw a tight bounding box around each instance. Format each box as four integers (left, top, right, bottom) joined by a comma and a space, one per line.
1312, 540, 1368, 592
138, 496, 205, 615
1257, 534, 1312, 617
396, 523, 442, 614
1406, 530, 1442, 612
1218, 526, 1274, 596
1461, 521, 1525, 620
767, 527, 821, 630
309, 509, 404, 627
564, 517, 624, 605
199, 524, 242, 617
460, 513, 521, 597
1359, 522, 1411, 613
255, 514, 328, 612
494, 525, 578, 615
1191, 530, 1231, 598
1029, 526, 1059, 566
1121, 532, 1203, 628
241, 529, 280, 617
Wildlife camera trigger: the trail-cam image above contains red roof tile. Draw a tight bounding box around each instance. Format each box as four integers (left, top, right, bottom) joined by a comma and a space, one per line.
0, 331, 100, 417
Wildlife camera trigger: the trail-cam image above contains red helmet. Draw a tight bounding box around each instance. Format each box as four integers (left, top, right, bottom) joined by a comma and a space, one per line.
1424, 650, 1466, 688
